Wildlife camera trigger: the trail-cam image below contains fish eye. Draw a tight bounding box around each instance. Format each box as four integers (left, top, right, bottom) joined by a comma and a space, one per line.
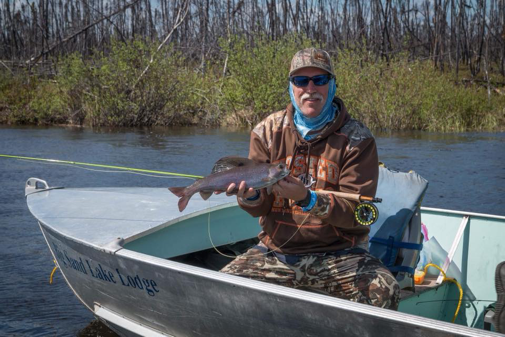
278, 163, 285, 169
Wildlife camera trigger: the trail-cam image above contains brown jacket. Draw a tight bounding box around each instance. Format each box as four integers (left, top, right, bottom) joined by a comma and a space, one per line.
238, 97, 378, 254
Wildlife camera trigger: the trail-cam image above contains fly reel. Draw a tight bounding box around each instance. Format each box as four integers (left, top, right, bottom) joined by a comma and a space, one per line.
354, 201, 379, 226
296, 176, 381, 226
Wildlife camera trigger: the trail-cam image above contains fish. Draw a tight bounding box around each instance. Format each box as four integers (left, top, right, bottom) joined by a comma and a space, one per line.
168, 156, 290, 212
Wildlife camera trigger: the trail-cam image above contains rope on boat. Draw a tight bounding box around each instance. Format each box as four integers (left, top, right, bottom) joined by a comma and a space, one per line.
49, 260, 58, 284
207, 208, 237, 259
0, 154, 203, 179
423, 263, 464, 323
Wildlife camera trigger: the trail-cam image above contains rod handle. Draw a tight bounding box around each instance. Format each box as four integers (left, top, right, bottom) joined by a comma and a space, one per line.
318, 191, 382, 203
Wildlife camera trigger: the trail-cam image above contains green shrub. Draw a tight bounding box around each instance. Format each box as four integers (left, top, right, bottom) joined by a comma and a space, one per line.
0, 71, 68, 124
1, 36, 503, 131
57, 53, 89, 125
218, 34, 311, 126
336, 49, 505, 132
58, 40, 204, 127
28, 81, 69, 124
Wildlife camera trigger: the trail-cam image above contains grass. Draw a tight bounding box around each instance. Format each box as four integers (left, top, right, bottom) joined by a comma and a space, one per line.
0, 36, 503, 131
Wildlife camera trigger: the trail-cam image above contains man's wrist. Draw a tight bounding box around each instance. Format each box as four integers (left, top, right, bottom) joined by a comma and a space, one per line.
294, 189, 312, 208
239, 189, 263, 206
302, 191, 317, 212
246, 190, 261, 201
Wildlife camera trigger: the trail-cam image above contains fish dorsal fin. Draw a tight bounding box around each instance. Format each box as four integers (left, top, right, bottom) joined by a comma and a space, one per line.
211, 156, 255, 174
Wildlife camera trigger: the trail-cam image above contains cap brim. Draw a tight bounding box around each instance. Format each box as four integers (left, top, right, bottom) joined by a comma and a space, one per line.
289, 65, 334, 77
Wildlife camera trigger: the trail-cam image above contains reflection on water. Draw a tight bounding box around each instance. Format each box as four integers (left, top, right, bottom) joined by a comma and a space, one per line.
86, 126, 252, 152
78, 320, 118, 337
0, 125, 504, 336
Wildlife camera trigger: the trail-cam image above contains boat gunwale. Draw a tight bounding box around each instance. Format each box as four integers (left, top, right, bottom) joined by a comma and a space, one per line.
421, 206, 505, 220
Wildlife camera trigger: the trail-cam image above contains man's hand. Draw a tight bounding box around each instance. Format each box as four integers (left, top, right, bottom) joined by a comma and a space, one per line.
273, 175, 307, 201
215, 181, 258, 199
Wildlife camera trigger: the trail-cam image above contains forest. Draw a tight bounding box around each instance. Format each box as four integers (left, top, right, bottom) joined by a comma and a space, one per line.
1, 0, 504, 131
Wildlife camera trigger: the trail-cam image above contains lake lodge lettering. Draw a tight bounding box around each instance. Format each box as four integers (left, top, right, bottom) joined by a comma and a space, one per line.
52, 243, 159, 297
86, 260, 116, 283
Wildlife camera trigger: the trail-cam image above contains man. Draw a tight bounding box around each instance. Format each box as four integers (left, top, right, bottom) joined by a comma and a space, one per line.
221, 48, 400, 310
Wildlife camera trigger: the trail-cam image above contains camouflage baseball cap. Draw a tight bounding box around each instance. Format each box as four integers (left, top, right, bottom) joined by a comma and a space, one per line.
289, 48, 334, 76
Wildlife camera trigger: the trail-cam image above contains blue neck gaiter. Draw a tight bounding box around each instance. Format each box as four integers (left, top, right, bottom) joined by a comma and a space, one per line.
290, 78, 337, 140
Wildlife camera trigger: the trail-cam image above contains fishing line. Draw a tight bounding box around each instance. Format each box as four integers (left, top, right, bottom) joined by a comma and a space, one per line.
1, 154, 203, 179
207, 208, 236, 259
269, 213, 311, 253
207, 196, 311, 260
17, 158, 196, 180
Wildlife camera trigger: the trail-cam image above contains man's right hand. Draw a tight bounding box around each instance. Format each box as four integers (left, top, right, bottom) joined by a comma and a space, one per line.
215, 181, 258, 199
273, 175, 307, 202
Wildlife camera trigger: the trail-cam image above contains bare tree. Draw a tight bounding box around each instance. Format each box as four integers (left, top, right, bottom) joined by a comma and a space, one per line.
0, 0, 502, 80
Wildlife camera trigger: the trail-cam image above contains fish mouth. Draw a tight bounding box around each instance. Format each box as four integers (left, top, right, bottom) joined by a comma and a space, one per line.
269, 162, 290, 183
279, 169, 290, 179
276, 163, 290, 178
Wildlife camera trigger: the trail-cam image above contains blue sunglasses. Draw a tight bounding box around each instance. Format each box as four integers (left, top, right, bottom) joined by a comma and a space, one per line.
289, 74, 334, 87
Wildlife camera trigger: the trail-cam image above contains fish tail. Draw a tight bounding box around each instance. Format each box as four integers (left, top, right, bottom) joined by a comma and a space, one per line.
168, 186, 186, 198
168, 186, 193, 212
177, 195, 191, 212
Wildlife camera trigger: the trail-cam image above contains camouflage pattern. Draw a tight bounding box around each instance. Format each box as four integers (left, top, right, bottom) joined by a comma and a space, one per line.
309, 192, 333, 217
339, 119, 375, 150
221, 246, 400, 310
289, 48, 335, 76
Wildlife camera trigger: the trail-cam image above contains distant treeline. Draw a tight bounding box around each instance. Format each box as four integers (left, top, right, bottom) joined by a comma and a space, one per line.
0, 0, 504, 131
1, 0, 504, 77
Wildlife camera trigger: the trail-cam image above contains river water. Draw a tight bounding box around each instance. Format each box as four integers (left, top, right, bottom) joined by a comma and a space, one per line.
0, 125, 504, 336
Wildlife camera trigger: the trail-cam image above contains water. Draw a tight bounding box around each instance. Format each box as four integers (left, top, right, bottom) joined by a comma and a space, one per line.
0, 125, 504, 336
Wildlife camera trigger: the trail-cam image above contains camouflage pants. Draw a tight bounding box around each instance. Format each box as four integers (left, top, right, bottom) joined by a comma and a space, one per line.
220, 245, 400, 310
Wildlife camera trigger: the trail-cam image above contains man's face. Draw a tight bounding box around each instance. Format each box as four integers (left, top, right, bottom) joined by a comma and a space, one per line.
291, 67, 329, 118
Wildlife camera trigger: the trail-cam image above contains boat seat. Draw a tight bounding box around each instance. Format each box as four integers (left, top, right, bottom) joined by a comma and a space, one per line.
369, 165, 429, 290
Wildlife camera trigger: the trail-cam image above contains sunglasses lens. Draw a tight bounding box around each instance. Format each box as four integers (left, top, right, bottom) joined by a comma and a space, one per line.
312, 75, 331, 86
292, 76, 309, 87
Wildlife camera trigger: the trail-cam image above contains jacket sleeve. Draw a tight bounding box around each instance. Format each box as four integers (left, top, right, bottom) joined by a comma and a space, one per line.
236, 131, 276, 217
308, 137, 379, 228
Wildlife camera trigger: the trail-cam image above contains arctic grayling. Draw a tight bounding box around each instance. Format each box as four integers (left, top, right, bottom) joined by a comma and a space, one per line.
169, 156, 290, 211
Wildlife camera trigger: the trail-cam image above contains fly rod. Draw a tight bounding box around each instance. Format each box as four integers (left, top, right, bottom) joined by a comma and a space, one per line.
319, 190, 382, 203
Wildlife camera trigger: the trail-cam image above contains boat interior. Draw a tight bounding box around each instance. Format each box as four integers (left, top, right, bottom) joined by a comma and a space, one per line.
122, 204, 504, 333
120, 166, 505, 333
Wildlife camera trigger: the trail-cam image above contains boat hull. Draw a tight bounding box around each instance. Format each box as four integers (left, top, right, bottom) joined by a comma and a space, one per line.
40, 221, 497, 337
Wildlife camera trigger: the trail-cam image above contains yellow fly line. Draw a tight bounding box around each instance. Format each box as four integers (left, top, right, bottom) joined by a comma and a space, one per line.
0, 154, 204, 179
